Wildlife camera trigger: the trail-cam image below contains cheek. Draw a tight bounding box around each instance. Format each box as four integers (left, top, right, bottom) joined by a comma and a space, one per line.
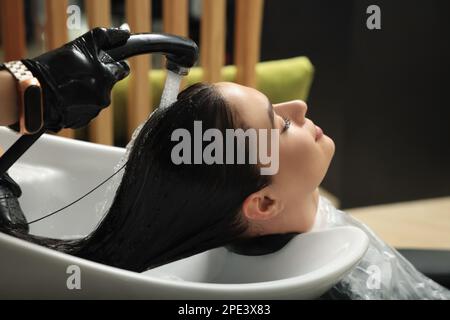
277, 131, 328, 191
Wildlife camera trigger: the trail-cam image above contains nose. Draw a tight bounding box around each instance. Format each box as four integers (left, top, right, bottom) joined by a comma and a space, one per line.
274, 100, 307, 124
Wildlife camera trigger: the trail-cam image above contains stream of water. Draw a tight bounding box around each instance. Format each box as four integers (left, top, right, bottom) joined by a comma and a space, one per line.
94, 70, 183, 221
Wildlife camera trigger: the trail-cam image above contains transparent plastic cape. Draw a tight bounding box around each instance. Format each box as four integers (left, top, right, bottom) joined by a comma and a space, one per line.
315, 196, 450, 300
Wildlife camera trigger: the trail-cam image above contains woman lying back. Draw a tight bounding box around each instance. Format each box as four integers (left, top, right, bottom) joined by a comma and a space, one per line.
1, 82, 335, 272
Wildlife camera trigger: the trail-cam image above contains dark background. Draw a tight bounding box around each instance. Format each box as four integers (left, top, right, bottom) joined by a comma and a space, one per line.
259, 0, 450, 208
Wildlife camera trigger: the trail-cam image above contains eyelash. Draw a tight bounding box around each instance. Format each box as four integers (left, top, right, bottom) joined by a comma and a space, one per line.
282, 117, 291, 132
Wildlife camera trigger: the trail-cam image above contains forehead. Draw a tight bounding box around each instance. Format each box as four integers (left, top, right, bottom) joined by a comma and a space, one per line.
214, 82, 271, 129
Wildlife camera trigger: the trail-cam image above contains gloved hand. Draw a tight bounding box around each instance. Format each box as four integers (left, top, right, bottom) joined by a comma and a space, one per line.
21, 27, 130, 133
0, 172, 28, 233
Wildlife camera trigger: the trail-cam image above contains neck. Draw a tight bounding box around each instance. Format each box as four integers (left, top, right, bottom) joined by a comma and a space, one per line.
307, 188, 321, 228
294, 187, 320, 232
253, 187, 321, 236
311, 187, 320, 211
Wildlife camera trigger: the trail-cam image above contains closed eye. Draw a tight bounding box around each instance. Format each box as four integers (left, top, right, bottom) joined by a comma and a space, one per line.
282, 117, 291, 133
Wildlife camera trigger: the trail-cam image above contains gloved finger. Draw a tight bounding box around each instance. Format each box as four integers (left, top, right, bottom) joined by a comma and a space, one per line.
92, 27, 130, 51
106, 60, 131, 82
65, 104, 104, 127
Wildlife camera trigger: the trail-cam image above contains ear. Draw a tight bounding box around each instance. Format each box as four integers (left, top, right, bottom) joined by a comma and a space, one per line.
241, 187, 283, 222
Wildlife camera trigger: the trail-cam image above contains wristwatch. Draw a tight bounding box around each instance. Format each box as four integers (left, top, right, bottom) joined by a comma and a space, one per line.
0, 61, 44, 135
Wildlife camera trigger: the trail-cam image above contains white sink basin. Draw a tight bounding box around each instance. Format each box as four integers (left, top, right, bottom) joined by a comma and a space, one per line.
0, 128, 368, 299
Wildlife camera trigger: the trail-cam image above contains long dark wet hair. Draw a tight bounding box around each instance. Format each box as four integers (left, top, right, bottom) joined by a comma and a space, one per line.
1, 83, 276, 272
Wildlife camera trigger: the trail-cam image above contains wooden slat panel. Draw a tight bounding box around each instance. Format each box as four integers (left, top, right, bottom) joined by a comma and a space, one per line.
45, 0, 74, 139
45, 0, 68, 49
163, 0, 188, 36
234, 0, 264, 87
85, 0, 114, 146
200, 0, 226, 83
125, 0, 152, 140
0, 0, 26, 61
163, 0, 189, 89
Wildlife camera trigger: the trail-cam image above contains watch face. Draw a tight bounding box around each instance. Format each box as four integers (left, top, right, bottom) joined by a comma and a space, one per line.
24, 85, 43, 133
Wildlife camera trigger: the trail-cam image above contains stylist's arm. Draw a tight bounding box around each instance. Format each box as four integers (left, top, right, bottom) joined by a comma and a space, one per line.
0, 27, 130, 232
1, 27, 130, 133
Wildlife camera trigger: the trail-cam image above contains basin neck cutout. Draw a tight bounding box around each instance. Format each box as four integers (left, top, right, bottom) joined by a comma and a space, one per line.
226, 232, 300, 256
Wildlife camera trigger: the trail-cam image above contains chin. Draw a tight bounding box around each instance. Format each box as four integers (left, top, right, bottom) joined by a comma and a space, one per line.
318, 140, 335, 185
323, 135, 335, 160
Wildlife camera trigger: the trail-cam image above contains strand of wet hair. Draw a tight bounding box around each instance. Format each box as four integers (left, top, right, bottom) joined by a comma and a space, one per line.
26, 161, 128, 225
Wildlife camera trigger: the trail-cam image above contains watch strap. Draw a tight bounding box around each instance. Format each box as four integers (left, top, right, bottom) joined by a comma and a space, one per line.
3, 61, 35, 82
1, 61, 44, 134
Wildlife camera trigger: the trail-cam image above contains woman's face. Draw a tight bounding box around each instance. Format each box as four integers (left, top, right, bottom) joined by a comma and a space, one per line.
215, 82, 335, 233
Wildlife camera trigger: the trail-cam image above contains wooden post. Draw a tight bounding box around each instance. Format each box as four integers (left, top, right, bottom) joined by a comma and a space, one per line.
85, 0, 114, 146
163, 0, 188, 37
125, 0, 152, 140
163, 0, 189, 89
0, 0, 27, 61
234, 0, 264, 87
45, 0, 74, 139
200, 0, 226, 83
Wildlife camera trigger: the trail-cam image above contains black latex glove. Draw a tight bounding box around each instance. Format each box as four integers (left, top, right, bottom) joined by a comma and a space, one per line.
21, 27, 130, 133
0, 172, 28, 233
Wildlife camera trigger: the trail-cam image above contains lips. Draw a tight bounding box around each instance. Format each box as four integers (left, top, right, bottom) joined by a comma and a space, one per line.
315, 125, 323, 141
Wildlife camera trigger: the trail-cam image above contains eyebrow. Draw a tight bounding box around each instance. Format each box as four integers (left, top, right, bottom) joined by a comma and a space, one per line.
267, 99, 275, 129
